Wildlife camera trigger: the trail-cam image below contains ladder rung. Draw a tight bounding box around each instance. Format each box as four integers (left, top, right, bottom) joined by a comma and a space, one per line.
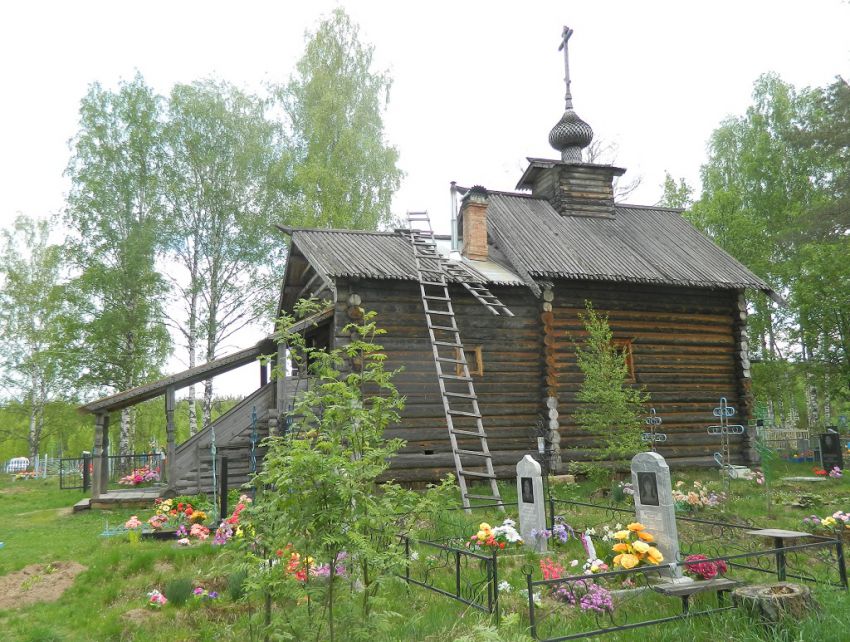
455, 449, 490, 458
434, 341, 462, 348
425, 309, 454, 316
436, 357, 464, 364
448, 409, 481, 418
428, 324, 458, 332
451, 429, 485, 437
460, 470, 496, 479
441, 374, 471, 381
421, 280, 446, 287
423, 295, 450, 301
445, 392, 476, 399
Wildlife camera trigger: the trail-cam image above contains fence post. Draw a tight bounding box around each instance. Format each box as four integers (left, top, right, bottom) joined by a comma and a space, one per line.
455, 550, 461, 599
404, 536, 410, 585
548, 495, 555, 530
491, 551, 499, 623
82, 453, 91, 492
526, 573, 537, 639
837, 539, 848, 590
219, 457, 229, 520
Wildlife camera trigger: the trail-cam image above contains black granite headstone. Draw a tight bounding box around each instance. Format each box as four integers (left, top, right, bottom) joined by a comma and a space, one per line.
819, 433, 844, 471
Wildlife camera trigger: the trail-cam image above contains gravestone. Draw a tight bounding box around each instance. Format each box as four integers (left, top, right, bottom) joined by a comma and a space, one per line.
819, 432, 843, 471
516, 455, 547, 552
631, 452, 689, 581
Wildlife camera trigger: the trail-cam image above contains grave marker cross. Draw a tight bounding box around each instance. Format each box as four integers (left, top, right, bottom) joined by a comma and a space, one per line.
708, 397, 745, 490
641, 407, 667, 452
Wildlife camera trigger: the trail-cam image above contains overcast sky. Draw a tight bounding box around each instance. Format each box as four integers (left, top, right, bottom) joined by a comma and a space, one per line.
1, 0, 848, 396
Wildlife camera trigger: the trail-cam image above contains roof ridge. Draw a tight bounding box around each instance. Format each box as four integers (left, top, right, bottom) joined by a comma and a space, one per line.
292, 227, 400, 236
615, 202, 685, 213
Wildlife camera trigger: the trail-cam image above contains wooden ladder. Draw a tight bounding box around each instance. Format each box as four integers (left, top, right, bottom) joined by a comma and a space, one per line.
405, 211, 505, 511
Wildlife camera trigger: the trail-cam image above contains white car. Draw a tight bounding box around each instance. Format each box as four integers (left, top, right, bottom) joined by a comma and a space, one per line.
7, 457, 30, 473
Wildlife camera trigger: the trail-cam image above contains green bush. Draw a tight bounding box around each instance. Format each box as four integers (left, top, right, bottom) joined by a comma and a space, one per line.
164, 577, 193, 606
227, 569, 248, 601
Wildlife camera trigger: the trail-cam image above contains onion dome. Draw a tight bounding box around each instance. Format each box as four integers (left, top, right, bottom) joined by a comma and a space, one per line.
548, 110, 593, 162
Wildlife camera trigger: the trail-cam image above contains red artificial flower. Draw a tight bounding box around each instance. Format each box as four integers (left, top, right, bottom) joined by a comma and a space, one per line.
499, 541, 505, 549
170, 509, 178, 516
185, 508, 193, 515
276, 549, 284, 557
177, 503, 184, 510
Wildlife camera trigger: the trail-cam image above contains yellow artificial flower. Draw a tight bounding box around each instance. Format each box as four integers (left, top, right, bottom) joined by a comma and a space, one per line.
822, 517, 837, 528
632, 540, 650, 554
637, 531, 655, 543
646, 547, 664, 564
612, 542, 630, 553
613, 530, 630, 541
479, 523, 492, 531
627, 522, 646, 532
617, 553, 640, 569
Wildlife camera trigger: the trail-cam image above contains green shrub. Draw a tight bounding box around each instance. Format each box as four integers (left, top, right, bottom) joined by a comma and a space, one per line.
227, 569, 248, 601
164, 577, 193, 605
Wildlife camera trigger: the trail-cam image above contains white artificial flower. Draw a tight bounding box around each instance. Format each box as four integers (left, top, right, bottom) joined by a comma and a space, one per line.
410, 551, 419, 561
615, 523, 623, 530
585, 527, 596, 536
570, 559, 579, 567
497, 580, 512, 593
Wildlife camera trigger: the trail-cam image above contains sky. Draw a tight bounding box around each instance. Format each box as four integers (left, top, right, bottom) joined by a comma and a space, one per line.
1, 0, 848, 397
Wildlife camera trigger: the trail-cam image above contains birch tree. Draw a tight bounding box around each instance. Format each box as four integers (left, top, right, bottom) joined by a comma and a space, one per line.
0, 216, 78, 461
164, 79, 284, 431
66, 74, 170, 456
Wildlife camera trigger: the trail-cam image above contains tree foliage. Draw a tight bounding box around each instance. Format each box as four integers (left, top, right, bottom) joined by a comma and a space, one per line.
278, 9, 403, 230
573, 302, 649, 465
0, 216, 79, 460
65, 74, 171, 455
687, 73, 850, 426
234, 302, 450, 640
163, 79, 286, 431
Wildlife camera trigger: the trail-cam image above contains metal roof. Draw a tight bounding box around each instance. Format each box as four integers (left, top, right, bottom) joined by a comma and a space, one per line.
486, 194, 771, 291
285, 193, 771, 295
291, 229, 524, 285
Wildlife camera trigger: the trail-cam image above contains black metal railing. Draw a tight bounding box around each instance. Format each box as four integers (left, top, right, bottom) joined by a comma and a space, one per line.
526, 538, 847, 641
400, 535, 500, 617
59, 454, 92, 490
58, 453, 164, 490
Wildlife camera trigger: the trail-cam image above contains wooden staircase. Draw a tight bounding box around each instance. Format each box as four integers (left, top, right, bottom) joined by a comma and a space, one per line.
170, 383, 274, 495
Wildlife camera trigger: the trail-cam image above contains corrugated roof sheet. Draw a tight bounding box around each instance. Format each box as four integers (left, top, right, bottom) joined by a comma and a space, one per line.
288, 194, 770, 293
292, 229, 524, 285
487, 194, 770, 291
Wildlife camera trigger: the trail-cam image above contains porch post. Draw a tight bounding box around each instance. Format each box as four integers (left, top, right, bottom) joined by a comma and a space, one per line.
276, 340, 287, 414
100, 413, 109, 495
165, 386, 176, 492
260, 361, 268, 387
92, 413, 105, 499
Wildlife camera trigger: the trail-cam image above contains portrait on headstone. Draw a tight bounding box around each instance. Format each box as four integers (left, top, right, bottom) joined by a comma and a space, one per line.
521, 477, 534, 504
637, 471, 659, 506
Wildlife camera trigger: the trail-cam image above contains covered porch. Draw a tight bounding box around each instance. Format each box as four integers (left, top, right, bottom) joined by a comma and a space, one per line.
76, 308, 332, 507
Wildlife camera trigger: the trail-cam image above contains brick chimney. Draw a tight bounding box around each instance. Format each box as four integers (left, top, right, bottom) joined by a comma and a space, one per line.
460, 185, 489, 261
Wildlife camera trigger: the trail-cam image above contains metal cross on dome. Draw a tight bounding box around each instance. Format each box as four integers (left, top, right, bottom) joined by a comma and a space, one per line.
708, 397, 745, 489
641, 408, 667, 452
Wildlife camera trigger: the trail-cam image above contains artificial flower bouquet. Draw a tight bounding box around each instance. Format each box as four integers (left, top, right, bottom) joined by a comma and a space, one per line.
118, 465, 160, 486
125, 515, 142, 544
611, 523, 663, 569
683, 554, 728, 580
467, 518, 523, 551
672, 480, 725, 512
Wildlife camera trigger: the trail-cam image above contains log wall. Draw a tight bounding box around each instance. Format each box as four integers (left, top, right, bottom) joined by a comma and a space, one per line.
548, 281, 749, 468
335, 278, 542, 482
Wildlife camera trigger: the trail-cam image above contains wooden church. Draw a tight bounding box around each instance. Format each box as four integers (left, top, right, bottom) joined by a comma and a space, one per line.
81, 27, 772, 505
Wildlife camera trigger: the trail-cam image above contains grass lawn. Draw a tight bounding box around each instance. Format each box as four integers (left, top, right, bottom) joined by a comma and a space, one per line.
2, 461, 850, 641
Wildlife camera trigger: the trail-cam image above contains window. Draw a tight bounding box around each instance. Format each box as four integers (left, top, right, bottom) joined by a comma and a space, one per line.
612, 339, 635, 382
456, 346, 484, 377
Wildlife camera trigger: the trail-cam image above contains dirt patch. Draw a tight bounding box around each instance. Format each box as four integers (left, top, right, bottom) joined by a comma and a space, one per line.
153, 560, 173, 574
0, 561, 86, 610
122, 607, 156, 626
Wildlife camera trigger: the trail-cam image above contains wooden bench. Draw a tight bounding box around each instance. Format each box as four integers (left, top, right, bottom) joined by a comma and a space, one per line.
654, 578, 741, 613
